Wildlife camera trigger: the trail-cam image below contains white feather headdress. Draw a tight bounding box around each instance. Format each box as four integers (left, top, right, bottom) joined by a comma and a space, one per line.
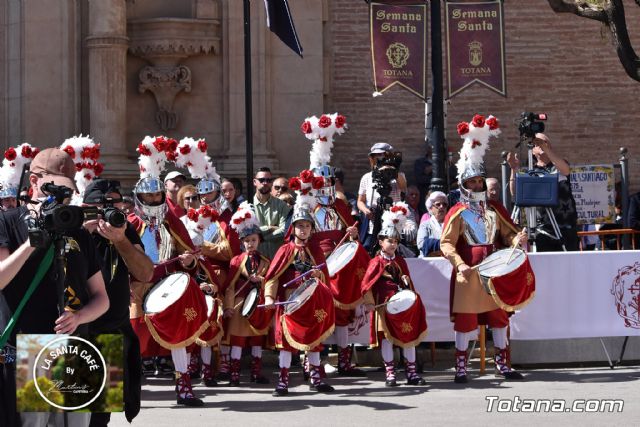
0, 143, 39, 197
174, 137, 220, 182
230, 202, 262, 239
136, 135, 176, 179
455, 114, 501, 183
300, 113, 347, 169
59, 135, 103, 196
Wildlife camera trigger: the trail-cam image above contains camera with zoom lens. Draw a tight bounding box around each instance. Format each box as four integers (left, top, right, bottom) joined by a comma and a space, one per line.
372, 151, 403, 193
28, 183, 127, 248
518, 112, 547, 138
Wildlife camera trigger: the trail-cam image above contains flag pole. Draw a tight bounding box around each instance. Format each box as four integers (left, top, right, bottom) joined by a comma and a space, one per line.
244, 0, 255, 198
429, 0, 446, 193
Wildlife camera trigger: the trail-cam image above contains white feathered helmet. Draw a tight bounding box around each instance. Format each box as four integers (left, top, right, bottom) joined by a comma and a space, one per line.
378, 201, 413, 241
230, 202, 262, 240
59, 135, 104, 203
174, 137, 221, 199
288, 169, 325, 226
0, 143, 39, 199
133, 135, 177, 224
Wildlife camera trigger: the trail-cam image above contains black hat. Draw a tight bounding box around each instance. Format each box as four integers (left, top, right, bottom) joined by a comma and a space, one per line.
83, 179, 122, 204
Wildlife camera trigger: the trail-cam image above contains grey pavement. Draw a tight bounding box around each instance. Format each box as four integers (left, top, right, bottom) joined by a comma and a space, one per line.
108, 363, 640, 426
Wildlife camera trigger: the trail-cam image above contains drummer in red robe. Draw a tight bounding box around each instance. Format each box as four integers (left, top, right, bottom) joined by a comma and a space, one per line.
222, 203, 271, 385
129, 136, 217, 406
263, 198, 336, 396
440, 114, 528, 384
361, 203, 427, 386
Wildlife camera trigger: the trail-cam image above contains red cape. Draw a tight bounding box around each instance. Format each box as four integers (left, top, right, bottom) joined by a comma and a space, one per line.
264, 240, 330, 290
442, 200, 517, 234
361, 254, 412, 295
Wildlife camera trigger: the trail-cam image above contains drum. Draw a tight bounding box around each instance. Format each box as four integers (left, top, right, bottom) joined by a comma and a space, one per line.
196, 295, 223, 346
326, 241, 359, 277
241, 286, 272, 332
385, 289, 417, 315
476, 248, 536, 311
284, 279, 319, 315
280, 278, 335, 351
143, 272, 209, 349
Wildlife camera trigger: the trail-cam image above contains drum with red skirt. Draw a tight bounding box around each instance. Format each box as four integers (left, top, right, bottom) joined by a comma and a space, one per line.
143, 272, 210, 349
476, 248, 536, 312
379, 289, 428, 349
241, 287, 273, 334
196, 295, 224, 346
280, 278, 335, 351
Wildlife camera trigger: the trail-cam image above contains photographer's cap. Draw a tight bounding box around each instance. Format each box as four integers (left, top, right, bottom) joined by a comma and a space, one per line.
83, 179, 122, 204
30, 148, 78, 192
369, 142, 393, 155
164, 170, 186, 183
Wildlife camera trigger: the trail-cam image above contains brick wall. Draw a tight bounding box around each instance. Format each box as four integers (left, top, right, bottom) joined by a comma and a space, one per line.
326, 0, 640, 194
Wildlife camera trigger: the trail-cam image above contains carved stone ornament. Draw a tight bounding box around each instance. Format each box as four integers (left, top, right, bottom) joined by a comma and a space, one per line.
128, 18, 220, 130
139, 65, 192, 131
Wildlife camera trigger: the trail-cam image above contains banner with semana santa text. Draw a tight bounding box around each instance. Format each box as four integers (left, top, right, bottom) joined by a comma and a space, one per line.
446, 1, 506, 97
370, 2, 427, 99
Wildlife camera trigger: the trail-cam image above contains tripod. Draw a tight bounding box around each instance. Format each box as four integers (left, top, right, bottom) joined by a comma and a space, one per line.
510, 138, 567, 253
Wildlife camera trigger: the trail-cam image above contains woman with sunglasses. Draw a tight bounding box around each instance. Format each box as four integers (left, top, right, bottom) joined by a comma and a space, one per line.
417, 191, 449, 257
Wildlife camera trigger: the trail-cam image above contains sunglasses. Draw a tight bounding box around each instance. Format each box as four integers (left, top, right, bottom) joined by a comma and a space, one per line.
273, 185, 287, 191
256, 178, 273, 184
184, 195, 198, 201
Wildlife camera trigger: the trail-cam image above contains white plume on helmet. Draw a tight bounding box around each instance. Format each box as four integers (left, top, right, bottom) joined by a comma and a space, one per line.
174, 137, 220, 182
455, 114, 501, 184
381, 201, 415, 237
230, 202, 262, 240
137, 135, 174, 179
0, 143, 39, 198
301, 113, 348, 169
59, 135, 103, 198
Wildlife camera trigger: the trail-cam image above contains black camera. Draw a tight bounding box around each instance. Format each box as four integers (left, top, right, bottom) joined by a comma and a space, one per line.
372, 151, 403, 191
28, 183, 126, 248
518, 112, 547, 138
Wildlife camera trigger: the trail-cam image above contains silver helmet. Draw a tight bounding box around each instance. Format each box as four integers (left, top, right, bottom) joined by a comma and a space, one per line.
312, 165, 336, 205
458, 163, 487, 208
196, 177, 221, 210
378, 223, 401, 241
133, 177, 167, 225
0, 185, 17, 199
291, 204, 315, 227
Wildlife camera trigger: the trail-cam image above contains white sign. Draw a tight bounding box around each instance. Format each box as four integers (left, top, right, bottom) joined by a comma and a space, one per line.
569, 164, 616, 225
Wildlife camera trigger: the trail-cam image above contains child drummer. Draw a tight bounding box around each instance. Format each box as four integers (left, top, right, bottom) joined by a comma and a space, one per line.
361, 203, 428, 387
222, 203, 271, 385
263, 195, 336, 396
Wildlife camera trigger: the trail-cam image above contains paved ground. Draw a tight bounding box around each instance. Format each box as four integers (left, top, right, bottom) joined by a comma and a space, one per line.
108, 363, 640, 426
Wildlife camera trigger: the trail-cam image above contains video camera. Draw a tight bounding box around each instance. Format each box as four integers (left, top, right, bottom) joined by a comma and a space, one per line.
28, 183, 126, 248
518, 112, 547, 138
371, 151, 403, 200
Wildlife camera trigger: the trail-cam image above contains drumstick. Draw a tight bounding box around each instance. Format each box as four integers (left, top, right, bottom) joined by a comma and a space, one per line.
507, 228, 527, 265
281, 263, 327, 288
256, 300, 298, 308
162, 249, 203, 265
329, 221, 359, 257
233, 278, 252, 297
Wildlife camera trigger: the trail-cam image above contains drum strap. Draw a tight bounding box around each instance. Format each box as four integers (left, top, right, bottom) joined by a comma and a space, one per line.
0, 245, 55, 350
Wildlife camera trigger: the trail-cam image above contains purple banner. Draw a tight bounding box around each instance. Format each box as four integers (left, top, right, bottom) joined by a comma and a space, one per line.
446, 1, 506, 97
370, 2, 427, 99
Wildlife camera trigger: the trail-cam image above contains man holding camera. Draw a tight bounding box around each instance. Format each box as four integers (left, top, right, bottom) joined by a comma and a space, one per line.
507, 133, 579, 251
357, 143, 408, 253
0, 148, 109, 427
82, 179, 154, 426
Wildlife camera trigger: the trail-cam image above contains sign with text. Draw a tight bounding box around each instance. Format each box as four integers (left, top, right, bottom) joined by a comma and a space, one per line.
570, 164, 616, 225
369, 2, 427, 99
445, 1, 506, 97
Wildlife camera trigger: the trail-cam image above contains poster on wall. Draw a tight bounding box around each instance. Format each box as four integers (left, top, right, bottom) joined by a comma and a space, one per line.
569, 164, 616, 225
369, 2, 428, 99
445, 0, 506, 97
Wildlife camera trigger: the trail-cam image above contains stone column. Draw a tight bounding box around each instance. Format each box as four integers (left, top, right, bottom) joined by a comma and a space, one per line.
86, 0, 132, 178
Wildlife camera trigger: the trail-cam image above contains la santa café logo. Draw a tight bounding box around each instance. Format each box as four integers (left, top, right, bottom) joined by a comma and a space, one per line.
32, 335, 107, 410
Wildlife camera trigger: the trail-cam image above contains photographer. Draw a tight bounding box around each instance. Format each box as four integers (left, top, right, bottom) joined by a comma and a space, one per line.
0, 148, 108, 427
82, 179, 153, 426
507, 133, 579, 251
357, 143, 408, 252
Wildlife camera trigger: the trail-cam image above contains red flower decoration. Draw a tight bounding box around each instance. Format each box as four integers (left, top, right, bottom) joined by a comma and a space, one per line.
21, 145, 33, 158
318, 115, 332, 128
31, 147, 40, 158
301, 121, 313, 134
81, 147, 93, 159
187, 208, 199, 222
288, 177, 301, 191
137, 143, 151, 156
93, 162, 104, 176
244, 212, 251, 219
486, 116, 499, 130
166, 138, 178, 152
75, 163, 83, 172
233, 217, 244, 225
179, 145, 191, 155
84, 173, 92, 181
62, 145, 76, 159
471, 114, 485, 128
197, 139, 208, 153
390, 205, 407, 215
471, 140, 481, 149
312, 176, 325, 190
91, 145, 101, 160
334, 115, 346, 128
457, 122, 469, 136
153, 137, 167, 152
299, 169, 314, 183
166, 151, 178, 162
